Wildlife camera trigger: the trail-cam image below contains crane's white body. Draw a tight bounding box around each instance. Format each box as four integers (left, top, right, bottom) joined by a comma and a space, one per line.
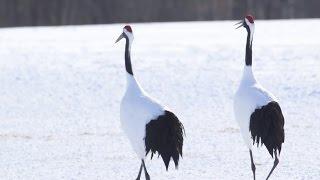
120, 74, 165, 158
233, 66, 277, 148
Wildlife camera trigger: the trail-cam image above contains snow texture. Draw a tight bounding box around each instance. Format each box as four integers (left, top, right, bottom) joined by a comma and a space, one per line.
0, 19, 319, 179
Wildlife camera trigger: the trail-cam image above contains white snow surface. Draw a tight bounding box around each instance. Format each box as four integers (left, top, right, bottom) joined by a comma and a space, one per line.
0, 19, 319, 179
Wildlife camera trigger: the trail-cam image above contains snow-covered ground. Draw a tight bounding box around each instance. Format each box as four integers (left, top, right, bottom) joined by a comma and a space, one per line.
0, 19, 319, 179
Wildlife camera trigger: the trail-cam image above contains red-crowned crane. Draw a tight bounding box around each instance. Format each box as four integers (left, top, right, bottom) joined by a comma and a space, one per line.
115, 25, 185, 180
234, 15, 285, 180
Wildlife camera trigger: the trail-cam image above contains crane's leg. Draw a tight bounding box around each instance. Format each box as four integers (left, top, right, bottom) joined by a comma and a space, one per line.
136, 160, 143, 180
142, 159, 150, 180
249, 150, 256, 180
266, 150, 279, 180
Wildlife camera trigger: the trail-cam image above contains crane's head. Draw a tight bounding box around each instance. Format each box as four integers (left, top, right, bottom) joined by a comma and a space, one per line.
115, 25, 134, 43
235, 15, 255, 32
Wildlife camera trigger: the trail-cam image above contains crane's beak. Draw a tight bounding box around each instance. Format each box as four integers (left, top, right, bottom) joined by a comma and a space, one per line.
235, 20, 244, 29
115, 33, 124, 43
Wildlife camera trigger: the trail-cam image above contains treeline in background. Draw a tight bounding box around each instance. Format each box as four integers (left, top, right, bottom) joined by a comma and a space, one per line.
0, 0, 319, 27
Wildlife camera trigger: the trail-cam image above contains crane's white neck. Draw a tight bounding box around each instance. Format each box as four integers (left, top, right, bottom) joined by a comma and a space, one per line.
126, 34, 133, 49
241, 65, 256, 85
241, 19, 256, 85
245, 18, 255, 46
124, 30, 134, 75
244, 18, 255, 67
125, 73, 143, 94
124, 30, 134, 51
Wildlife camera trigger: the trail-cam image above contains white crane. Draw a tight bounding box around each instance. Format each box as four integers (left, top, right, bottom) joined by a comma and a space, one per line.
234, 15, 285, 180
115, 25, 185, 180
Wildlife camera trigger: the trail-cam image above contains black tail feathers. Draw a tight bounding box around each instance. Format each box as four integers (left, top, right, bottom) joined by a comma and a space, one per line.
250, 101, 285, 157
145, 110, 185, 170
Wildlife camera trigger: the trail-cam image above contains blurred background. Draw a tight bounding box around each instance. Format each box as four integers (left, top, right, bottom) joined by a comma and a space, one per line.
0, 0, 319, 27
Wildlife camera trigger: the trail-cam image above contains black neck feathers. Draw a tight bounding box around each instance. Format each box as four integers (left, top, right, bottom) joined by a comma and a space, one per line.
245, 28, 252, 66
125, 36, 133, 75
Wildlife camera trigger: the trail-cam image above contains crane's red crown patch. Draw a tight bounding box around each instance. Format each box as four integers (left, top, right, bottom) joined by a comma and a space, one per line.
124, 25, 132, 32
245, 15, 255, 23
